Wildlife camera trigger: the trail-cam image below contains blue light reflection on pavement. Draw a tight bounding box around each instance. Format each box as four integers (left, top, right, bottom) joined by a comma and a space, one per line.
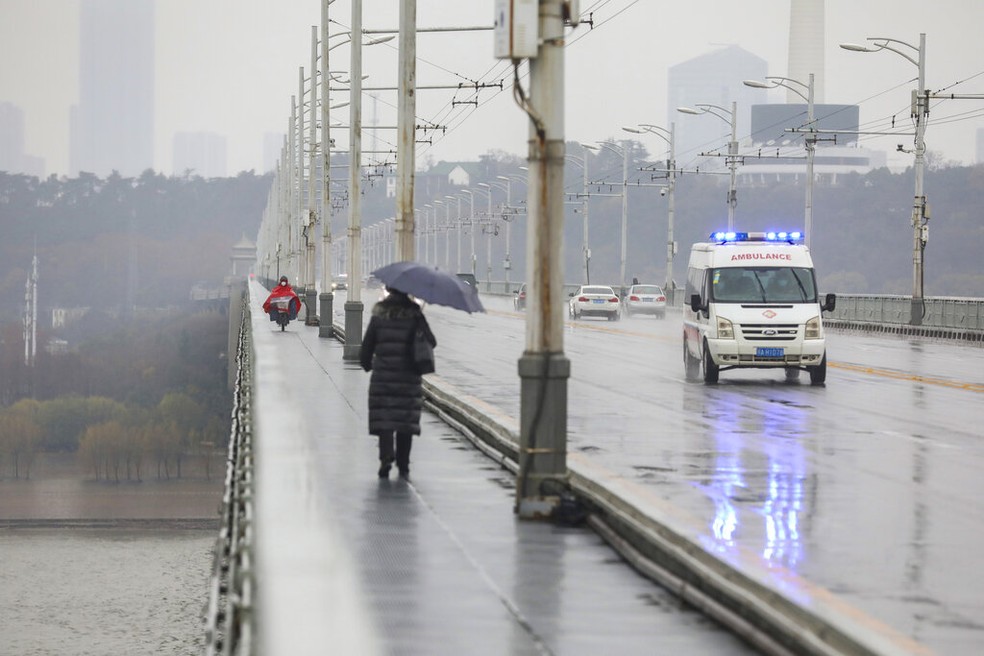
694, 393, 809, 571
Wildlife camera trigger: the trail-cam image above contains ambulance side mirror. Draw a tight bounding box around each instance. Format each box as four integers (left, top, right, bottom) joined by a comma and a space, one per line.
822, 293, 836, 313
689, 294, 703, 313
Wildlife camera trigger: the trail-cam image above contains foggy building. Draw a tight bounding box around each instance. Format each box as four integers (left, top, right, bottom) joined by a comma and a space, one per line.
740, 0, 882, 184
263, 132, 285, 173
173, 131, 228, 178
70, 0, 154, 177
0, 102, 45, 177
667, 45, 767, 170
788, 0, 826, 104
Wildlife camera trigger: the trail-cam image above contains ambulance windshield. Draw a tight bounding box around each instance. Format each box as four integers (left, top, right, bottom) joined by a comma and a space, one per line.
710, 267, 817, 303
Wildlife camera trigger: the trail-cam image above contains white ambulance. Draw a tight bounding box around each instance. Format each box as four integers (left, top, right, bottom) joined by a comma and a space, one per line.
683, 231, 836, 385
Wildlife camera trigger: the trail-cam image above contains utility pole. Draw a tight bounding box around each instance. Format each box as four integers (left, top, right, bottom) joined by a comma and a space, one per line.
911, 33, 928, 326
319, 0, 334, 338
581, 153, 590, 284
305, 27, 318, 325
841, 34, 928, 325
515, 0, 570, 519
396, 0, 416, 261
343, 0, 364, 360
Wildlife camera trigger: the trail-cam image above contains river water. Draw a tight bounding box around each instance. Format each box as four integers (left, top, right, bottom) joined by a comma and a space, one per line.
0, 528, 214, 655
1, 454, 222, 655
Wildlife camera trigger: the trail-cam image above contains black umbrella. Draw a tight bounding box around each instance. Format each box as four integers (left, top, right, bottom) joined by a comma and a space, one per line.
371, 261, 485, 313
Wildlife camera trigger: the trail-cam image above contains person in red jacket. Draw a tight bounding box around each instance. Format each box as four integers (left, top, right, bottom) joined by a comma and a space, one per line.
262, 275, 302, 321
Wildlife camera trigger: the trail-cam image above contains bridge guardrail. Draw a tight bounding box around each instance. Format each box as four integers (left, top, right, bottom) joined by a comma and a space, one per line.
205, 297, 255, 656
481, 282, 984, 340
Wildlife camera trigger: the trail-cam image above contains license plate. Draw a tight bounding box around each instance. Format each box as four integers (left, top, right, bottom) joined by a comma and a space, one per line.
756, 347, 784, 358
592, 299, 605, 304
641, 297, 653, 302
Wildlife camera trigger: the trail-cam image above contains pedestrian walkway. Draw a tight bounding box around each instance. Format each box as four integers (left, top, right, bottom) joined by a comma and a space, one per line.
248, 298, 757, 656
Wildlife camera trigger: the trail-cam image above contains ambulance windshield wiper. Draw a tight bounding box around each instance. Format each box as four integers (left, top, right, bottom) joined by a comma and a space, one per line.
752, 271, 768, 302
791, 269, 810, 301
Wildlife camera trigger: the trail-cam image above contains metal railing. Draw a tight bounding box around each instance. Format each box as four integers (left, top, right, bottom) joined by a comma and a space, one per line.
484, 282, 984, 339
205, 298, 255, 656
827, 294, 984, 332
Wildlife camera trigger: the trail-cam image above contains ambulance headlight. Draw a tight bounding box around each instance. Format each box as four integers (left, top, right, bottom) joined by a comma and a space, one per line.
805, 315, 822, 339
717, 316, 734, 339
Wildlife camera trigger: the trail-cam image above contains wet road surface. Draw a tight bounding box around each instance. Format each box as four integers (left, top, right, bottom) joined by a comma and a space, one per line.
355, 291, 984, 655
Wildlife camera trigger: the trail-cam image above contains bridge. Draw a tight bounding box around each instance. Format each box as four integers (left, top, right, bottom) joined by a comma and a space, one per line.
204, 281, 983, 655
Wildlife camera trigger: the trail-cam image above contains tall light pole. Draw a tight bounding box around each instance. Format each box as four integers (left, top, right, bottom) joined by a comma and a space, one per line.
463, 189, 479, 277
305, 26, 318, 325
678, 102, 738, 231
343, 0, 364, 360
624, 122, 676, 294
483, 180, 513, 286
566, 148, 591, 284
841, 34, 928, 326
498, 173, 527, 286
442, 195, 455, 269
584, 141, 629, 288
476, 184, 495, 289
319, 0, 334, 338
744, 74, 816, 249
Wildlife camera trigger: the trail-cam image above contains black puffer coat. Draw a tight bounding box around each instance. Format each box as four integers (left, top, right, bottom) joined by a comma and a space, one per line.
359, 293, 437, 436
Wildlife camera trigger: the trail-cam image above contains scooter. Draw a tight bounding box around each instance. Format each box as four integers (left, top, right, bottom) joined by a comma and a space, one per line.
271, 297, 293, 331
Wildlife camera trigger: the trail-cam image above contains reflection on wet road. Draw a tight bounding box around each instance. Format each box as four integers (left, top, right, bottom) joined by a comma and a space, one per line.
409, 293, 984, 655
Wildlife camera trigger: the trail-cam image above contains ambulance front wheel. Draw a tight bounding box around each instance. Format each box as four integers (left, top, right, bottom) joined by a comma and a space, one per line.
809, 353, 827, 386
702, 341, 719, 384
684, 341, 700, 381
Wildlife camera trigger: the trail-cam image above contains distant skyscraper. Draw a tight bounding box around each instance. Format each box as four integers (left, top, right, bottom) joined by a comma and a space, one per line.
173, 132, 228, 178
263, 132, 286, 173
788, 0, 825, 103
71, 0, 154, 177
667, 45, 768, 168
0, 102, 45, 177
0, 102, 27, 173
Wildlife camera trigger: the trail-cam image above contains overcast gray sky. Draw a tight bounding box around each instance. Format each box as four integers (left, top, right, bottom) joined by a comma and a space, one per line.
2, 0, 982, 176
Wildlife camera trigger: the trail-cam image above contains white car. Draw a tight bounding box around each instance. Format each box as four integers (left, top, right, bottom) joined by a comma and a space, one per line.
569, 285, 620, 321
622, 284, 667, 319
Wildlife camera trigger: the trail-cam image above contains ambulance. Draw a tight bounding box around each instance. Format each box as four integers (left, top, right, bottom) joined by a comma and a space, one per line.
683, 231, 836, 385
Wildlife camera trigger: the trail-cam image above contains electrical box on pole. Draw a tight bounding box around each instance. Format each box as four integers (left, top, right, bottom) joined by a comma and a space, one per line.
494, 0, 539, 59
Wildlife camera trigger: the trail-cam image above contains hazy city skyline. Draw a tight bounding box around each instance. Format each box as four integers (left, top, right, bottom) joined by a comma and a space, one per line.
1, 0, 982, 177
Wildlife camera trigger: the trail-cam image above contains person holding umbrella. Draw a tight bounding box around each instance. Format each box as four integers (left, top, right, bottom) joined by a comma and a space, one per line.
359, 286, 437, 480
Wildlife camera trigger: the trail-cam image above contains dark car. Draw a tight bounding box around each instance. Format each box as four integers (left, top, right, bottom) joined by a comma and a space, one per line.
513, 283, 527, 311
456, 273, 478, 289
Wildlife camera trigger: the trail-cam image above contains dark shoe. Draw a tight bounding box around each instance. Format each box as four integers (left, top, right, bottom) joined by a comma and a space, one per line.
398, 468, 410, 481
378, 458, 393, 478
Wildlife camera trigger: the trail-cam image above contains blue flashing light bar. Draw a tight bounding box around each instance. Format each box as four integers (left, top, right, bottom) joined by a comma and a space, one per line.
710, 230, 803, 243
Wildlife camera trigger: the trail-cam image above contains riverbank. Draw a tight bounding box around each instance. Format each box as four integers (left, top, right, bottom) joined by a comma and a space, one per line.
0, 452, 223, 526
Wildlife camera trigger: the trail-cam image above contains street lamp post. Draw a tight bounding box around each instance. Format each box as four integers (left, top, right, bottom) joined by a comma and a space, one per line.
565, 149, 591, 284
623, 123, 676, 294
476, 184, 495, 289
496, 176, 518, 285
841, 34, 928, 325
744, 74, 816, 248
442, 196, 455, 270
584, 141, 629, 287
463, 190, 479, 277
678, 102, 738, 231
319, 0, 334, 338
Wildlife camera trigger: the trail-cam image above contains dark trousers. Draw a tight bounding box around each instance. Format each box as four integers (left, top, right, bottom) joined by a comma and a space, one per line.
378, 431, 413, 472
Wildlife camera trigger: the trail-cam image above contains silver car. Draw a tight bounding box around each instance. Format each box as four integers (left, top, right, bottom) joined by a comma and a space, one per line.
568, 285, 620, 321
622, 284, 667, 319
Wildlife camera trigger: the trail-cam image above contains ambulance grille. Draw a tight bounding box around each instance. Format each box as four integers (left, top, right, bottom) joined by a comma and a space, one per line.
740, 323, 798, 341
